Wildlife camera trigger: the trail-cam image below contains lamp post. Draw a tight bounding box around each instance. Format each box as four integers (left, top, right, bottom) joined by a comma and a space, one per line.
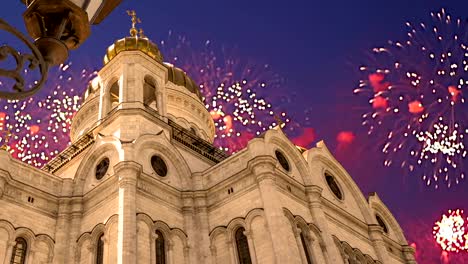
0, 0, 121, 99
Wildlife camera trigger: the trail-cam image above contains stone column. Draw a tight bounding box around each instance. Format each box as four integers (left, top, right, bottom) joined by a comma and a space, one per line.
68, 197, 83, 263
402, 245, 417, 264
167, 241, 174, 264
53, 198, 71, 264
194, 191, 212, 264
293, 228, 308, 264
368, 225, 390, 262
53, 179, 73, 264
182, 193, 196, 262
150, 232, 157, 264
305, 185, 344, 264
227, 238, 237, 264
114, 161, 141, 264
3, 240, 16, 263
183, 246, 190, 264
250, 157, 299, 264
244, 230, 258, 264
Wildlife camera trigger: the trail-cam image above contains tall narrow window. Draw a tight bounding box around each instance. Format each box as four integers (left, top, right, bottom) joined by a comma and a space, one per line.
155, 230, 166, 264
235, 227, 252, 264
144, 76, 157, 108
10, 237, 27, 264
96, 234, 104, 264
109, 81, 120, 110
300, 232, 313, 264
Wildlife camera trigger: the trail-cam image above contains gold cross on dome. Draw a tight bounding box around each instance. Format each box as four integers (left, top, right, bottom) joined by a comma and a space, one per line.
274, 115, 285, 128
126, 10, 141, 37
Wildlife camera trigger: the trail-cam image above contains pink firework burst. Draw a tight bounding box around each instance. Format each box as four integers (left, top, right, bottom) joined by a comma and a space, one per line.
433, 209, 468, 253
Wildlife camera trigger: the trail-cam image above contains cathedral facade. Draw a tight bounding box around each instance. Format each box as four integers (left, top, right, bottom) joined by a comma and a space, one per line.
0, 29, 416, 264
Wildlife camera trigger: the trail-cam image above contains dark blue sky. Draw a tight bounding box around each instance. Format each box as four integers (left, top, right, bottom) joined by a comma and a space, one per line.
2, 0, 468, 262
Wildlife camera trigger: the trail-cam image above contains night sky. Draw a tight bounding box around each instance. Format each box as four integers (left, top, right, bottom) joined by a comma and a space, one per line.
2, 0, 468, 263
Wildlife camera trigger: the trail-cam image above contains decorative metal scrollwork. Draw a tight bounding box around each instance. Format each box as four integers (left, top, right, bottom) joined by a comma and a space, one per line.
0, 18, 48, 99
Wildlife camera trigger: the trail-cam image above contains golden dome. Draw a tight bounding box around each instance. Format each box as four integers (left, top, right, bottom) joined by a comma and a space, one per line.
103, 36, 163, 65
165, 65, 203, 100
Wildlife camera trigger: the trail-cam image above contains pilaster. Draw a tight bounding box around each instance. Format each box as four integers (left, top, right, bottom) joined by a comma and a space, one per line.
114, 161, 142, 264
3, 240, 16, 263
368, 225, 391, 263
305, 185, 344, 264
402, 245, 417, 264
250, 156, 299, 264
68, 197, 83, 263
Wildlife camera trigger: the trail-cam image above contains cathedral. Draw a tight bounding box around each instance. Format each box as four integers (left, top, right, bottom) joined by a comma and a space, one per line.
0, 16, 417, 264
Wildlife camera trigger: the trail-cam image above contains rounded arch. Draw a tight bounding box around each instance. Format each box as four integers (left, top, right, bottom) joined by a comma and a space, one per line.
307, 147, 375, 224
283, 208, 324, 244
143, 75, 158, 107
209, 226, 228, 244
263, 129, 312, 185
244, 208, 265, 230
73, 137, 121, 195
226, 217, 249, 239
14, 227, 35, 247
99, 75, 121, 116
34, 234, 55, 260
152, 220, 172, 237
133, 134, 193, 190
0, 220, 15, 241
170, 228, 189, 249
368, 193, 408, 243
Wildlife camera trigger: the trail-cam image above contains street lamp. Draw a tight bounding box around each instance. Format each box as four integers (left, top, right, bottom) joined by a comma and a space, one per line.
0, 0, 121, 99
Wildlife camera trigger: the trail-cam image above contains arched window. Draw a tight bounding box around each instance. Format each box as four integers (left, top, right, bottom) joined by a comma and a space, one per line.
10, 237, 27, 264
235, 227, 252, 264
96, 234, 104, 264
299, 231, 313, 264
109, 81, 120, 110
144, 76, 157, 108
155, 230, 166, 264
376, 214, 389, 234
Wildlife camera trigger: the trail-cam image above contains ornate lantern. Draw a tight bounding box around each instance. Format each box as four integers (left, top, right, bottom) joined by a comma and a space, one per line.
0, 0, 121, 99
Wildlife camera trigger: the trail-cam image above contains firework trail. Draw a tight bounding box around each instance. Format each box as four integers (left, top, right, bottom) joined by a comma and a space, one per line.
354, 9, 468, 188
160, 31, 298, 153
0, 62, 96, 167
0, 32, 307, 166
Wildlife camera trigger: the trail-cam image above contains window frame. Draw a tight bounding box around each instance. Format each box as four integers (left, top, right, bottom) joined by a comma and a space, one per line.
95, 157, 110, 180
299, 231, 313, 264
10, 237, 27, 264
150, 154, 168, 177
234, 227, 252, 264
155, 230, 166, 264
96, 234, 104, 264
275, 149, 291, 172
324, 171, 344, 201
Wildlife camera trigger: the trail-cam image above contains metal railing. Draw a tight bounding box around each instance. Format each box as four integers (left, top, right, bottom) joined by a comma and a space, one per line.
169, 120, 229, 163
42, 133, 95, 173
42, 102, 228, 172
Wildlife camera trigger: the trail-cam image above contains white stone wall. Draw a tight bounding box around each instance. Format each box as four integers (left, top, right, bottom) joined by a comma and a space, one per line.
0, 49, 417, 264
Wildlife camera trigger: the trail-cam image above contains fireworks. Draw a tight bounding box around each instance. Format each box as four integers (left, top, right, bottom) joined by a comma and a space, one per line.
433, 209, 468, 253
354, 9, 468, 188
160, 32, 293, 152
0, 62, 96, 167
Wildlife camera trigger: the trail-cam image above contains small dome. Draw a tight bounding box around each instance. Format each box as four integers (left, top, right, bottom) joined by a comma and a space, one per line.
103, 36, 164, 65
165, 65, 203, 100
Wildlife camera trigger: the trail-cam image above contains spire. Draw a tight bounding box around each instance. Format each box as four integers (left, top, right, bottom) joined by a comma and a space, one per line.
126, 10, 141, 37
104, 10, 164, 65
